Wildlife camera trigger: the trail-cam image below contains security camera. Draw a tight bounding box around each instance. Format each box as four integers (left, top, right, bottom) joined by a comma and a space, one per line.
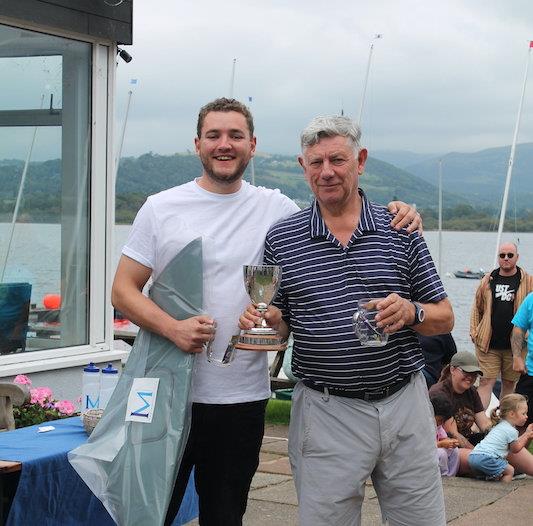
117, 47, 132, 63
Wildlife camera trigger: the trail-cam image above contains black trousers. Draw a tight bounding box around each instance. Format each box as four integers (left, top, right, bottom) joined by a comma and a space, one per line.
164, 399, 268, 526
516, 373, 533, 425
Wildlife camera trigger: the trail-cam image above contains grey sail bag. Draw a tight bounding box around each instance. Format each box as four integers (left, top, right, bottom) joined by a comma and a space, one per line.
69, 238, 203, 526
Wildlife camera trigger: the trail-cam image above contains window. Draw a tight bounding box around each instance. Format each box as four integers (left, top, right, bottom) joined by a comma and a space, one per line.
0, 23, 103, 356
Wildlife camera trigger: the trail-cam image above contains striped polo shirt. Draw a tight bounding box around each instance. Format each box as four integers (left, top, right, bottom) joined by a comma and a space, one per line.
264, 191, 447, 392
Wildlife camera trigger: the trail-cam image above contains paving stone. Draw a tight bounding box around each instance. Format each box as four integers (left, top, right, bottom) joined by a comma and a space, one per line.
443, 481, 514, 521
258, 452, 281, 463
448, 483, 533, 525
260, 439, 289, 455
243, 500, 299, 525
264, 425, 289, 439
442, 476, 517, 490
258, 455, 292, 476
250, 480, 298, 506
363, 485, 378, 500
360, 500, 385, 526
261, 435, 281, 445
251, 472, 292, 490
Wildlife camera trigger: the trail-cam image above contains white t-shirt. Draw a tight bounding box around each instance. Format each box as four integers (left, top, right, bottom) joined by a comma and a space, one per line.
122, 179, 299, 404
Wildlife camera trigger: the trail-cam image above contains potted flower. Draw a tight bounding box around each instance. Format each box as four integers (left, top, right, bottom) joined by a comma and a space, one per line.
12, 375, 77, 428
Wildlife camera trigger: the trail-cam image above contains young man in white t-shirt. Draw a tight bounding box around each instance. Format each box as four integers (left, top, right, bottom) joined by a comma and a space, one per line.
112, 98, 422, 525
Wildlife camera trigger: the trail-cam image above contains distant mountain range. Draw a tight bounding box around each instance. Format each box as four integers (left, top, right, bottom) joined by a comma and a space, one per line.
381, 143, 533, 207
1, 143, 532, 224
372, 150, 439, 169
113, 152, 463, 211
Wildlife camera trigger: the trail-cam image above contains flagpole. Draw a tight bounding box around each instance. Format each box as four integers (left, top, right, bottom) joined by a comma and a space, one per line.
438, 159, 443, 276
116, 90, 132, 167
358, 34, 382, 126
248, 97, 256, 185
229, 58, 237, 98
493, 41, 532, 268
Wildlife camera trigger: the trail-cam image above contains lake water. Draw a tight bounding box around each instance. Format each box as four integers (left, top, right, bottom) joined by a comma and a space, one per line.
2, 223, 532, 352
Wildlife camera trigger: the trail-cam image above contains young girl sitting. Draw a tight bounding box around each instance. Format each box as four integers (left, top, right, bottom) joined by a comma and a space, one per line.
468, 393, 533, 482
430, 393, 460, 476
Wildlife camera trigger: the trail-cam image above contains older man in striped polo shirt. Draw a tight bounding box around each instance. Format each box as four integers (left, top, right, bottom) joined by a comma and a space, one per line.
241, 115, 454, 526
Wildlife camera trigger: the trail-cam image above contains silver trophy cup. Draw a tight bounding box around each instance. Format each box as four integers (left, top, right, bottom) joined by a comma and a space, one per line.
235, 265, 287, 352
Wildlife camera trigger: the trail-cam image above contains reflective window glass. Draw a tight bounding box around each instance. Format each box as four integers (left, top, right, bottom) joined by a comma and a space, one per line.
0, 24, 91, 353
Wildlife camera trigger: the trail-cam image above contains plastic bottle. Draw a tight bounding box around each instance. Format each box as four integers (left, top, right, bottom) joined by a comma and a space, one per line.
82, 362, 100, 411
99, 363, 119, 410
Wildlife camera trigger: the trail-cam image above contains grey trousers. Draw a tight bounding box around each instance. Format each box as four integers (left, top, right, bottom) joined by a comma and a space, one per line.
288, 373, 446, 526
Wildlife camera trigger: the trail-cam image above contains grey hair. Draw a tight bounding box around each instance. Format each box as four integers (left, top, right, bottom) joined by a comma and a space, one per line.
300, 115, 362, 151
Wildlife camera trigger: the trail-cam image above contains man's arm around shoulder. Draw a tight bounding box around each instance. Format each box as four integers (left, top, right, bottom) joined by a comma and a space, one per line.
112, 255, 213, 353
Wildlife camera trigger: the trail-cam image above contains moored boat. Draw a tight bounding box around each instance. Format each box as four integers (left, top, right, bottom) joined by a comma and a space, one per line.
453, 269, 485, 279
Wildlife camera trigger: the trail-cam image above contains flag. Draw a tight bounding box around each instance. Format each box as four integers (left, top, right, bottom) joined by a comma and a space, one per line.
130, 79, 138, 85
530, 41, 533, 48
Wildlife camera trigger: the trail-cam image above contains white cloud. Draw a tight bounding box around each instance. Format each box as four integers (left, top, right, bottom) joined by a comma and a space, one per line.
4, 0, 530, 160
113, 0, 533, 157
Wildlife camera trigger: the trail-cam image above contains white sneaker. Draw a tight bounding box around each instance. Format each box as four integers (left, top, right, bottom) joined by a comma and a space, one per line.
512, 473, 527, 480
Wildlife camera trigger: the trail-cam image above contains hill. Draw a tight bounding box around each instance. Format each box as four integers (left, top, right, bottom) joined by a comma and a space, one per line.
372, 150, 439, 169
1, 152, 459, 224
113, 153, 464, 222
405, 143, 533, 206
6, 151, 533, 230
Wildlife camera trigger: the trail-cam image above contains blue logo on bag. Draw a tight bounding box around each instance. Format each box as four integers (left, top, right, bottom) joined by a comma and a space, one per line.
130, 391, 153, 418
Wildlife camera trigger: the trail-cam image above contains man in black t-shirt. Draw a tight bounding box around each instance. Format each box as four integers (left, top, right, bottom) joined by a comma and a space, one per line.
470, 242, 533, 408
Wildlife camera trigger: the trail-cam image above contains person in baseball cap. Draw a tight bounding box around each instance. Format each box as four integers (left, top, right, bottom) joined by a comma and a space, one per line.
450, 351, 484, 375
429, 350, 491, 455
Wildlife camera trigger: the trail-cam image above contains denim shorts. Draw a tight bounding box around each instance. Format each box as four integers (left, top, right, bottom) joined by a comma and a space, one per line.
468, 452, 508, 480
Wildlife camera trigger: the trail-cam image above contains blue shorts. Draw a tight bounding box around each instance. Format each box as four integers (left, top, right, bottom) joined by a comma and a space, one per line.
468, 452, 508, 480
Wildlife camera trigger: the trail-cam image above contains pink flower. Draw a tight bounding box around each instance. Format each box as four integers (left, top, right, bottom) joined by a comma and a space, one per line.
55, 400, 76, 416
13, 375, 32, 386
30, 387, 53, 407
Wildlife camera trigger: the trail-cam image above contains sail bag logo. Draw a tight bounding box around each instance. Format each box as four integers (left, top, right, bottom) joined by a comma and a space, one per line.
125, 378, 160, 423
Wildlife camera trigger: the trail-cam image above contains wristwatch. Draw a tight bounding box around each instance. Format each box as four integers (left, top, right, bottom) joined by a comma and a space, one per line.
408, 302, 425, 326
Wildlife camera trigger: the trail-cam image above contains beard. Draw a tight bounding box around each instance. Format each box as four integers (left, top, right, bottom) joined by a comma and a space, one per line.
200, 154, 250, 186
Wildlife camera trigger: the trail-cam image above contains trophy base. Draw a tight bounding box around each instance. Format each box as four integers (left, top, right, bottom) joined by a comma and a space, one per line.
235, 330, 287, 352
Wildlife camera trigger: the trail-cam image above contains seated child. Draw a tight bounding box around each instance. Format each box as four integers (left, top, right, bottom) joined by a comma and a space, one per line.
430, 393, 460, 476
468, 393, 533, 482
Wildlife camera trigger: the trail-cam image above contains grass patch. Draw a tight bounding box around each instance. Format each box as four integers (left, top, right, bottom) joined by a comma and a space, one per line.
265, 398, 291, 425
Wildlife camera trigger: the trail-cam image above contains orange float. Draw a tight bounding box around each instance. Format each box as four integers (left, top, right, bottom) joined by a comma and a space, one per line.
43, 293, 61, 310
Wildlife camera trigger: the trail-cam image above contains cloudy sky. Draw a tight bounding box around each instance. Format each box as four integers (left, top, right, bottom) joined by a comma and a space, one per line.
110, 0, 533, 159
1, 1, 532, 161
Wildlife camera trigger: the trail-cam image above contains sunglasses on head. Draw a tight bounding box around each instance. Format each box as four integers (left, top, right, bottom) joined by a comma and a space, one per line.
499, 252, 516, 259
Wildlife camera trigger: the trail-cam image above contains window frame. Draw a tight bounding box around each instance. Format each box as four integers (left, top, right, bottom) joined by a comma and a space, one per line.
0, 18, 121, 371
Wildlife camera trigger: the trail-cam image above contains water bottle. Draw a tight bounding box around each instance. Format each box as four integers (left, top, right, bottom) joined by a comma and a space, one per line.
99, 363, 119, 410
82, 362, 100, 410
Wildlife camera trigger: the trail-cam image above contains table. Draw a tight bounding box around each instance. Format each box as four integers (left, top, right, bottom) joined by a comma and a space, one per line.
25, 315, 138, 344
113, 319, 139, 346
0, 417, 198, 525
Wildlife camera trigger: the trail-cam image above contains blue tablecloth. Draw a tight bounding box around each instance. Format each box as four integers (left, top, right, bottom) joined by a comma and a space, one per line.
0, 417, 198, 525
